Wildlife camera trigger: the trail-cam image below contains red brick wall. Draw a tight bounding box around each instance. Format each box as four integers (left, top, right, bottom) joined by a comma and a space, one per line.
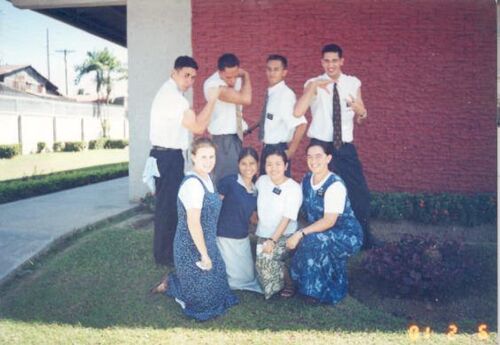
192, 0, 496, 193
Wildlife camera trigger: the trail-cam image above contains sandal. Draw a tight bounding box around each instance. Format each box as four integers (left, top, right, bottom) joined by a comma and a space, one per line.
280, 286, 296, 299
149, 276, 168, 295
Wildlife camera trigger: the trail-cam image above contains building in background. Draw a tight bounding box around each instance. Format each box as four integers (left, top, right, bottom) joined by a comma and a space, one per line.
8, 0, 497, 200
0, 64, 61, 97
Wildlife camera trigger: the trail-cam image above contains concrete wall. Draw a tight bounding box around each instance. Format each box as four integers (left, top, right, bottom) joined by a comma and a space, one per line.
0, 95, 128, 153
127, 0, 192, 201
192, 0, 496, 194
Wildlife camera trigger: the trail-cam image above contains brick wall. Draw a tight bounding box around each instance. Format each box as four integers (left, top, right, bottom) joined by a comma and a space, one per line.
192, 0, 496, 193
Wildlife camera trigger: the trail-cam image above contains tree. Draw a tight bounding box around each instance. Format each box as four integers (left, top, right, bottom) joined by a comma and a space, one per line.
74, 48, 126, 137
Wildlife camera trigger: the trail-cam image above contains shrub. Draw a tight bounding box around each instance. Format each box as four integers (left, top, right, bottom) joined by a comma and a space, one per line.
0, 144, 21, 159
140, 192, 155, 213
88, 138, 107, 150
0, 163, 128, 204
63, 141, 86, 152
104, 139, 128, 149
53, 142, 64, 152
37, 142, 46, 153
370, 192, 496, 227
362, 234, 473, 298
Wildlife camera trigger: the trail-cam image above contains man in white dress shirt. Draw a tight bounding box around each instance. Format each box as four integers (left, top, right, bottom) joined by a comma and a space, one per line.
203, 53, 252, 184
149, 56, 220, 265
259, 54, 307, 176
294, 43, 375, 249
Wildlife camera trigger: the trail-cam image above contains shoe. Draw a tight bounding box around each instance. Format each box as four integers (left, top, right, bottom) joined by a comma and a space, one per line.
280, 286, 296, 299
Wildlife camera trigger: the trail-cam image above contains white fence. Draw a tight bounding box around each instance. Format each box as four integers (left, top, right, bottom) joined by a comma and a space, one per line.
0, 95, 129, 154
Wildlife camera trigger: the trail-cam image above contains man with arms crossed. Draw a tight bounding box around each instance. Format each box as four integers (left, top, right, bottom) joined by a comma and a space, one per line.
204, 53, 252, 184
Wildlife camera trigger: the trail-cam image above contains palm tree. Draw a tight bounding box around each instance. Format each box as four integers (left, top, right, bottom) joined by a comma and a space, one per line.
74, 48, 126, 137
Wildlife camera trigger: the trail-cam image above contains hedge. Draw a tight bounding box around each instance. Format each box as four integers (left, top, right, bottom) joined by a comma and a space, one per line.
0, 144, 21, 159
371, 192, 496, 227
0, 163, 128, 204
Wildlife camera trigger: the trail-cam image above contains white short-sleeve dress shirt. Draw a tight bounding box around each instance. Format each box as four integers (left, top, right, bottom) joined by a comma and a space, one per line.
263, 81, 307, 145
149, 78, 191, 150
203, 71, 245, 135
305, 73, 361, 143
255, 175, 302, 238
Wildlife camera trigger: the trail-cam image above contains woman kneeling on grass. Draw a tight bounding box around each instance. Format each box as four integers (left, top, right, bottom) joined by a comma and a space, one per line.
216, 147, 263, 293
286, 142, 363, 304
151, 137, 238, 321
255, 148, 302, 299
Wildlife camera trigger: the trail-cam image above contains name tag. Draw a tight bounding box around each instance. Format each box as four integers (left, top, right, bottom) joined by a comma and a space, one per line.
266, 113, 274, 120
272, 187, 281, 195
317, 188, 325, 198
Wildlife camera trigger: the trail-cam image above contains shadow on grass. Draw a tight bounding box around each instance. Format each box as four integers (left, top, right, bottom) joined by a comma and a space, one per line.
0, 214, 495, 336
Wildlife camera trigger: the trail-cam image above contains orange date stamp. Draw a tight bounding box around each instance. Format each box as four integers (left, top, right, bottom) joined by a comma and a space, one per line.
407, 323, 490, 341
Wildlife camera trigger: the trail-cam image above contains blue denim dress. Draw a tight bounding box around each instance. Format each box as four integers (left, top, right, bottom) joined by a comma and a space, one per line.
290, 172, 363, 304
167, 175, 238, 320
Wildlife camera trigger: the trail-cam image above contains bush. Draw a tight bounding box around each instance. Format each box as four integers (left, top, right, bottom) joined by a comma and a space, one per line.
104, 139, 128, 149
63, 141, 86, 152
88, 138, 107, 150
37, 142, 46, 153
371, 192, 496, 227
362, 234, 473, 298
0, 163, 128, 204
53, 142, 64, 152
0, 144, 21, 159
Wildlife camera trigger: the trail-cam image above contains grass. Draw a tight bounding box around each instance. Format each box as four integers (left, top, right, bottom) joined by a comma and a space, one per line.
0, 148, 129, 181
0, 214, 496, 345
0, 162, 128, 204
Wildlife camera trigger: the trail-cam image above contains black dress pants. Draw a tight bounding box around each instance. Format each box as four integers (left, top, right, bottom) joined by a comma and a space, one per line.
150, 148, 184, 265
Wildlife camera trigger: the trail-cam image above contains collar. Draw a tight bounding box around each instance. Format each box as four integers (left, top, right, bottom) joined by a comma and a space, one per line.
168, 77, 184, 94
321, 72, 344, 84
237, 174, 256, 193
214, 71, 228, 86
267, 80, 286, 96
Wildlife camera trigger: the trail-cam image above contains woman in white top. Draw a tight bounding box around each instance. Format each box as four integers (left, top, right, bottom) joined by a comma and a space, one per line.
255, 148, 302, 299
150, 137, 238, 321
286, 142, 363, 305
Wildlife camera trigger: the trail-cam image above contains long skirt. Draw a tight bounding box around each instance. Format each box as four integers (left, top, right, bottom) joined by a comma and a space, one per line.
217, 236, 263, 293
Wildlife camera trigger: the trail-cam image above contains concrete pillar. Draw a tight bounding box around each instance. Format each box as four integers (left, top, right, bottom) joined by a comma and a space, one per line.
127, 0, 192, 201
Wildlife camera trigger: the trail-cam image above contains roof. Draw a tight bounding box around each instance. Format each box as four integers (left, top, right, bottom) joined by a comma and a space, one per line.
0, 64, 30, 76
0, 65, 61, 95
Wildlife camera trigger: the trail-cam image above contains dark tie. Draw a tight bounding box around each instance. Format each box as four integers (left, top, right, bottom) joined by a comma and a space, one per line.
332, 83, 342, 150
258, 91, 269, 141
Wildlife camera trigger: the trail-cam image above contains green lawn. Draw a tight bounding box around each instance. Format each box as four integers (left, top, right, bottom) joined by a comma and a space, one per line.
0, 148, 129, 181
0, 214, 496, 345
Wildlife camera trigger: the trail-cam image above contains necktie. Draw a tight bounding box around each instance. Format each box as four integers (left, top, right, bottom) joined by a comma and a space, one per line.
258, 91, 269, 142
332, 83, 342, 150
236, 105, 244, 141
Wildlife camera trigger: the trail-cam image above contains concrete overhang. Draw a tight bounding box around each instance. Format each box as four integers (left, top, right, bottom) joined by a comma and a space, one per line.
9, 0, 127, 47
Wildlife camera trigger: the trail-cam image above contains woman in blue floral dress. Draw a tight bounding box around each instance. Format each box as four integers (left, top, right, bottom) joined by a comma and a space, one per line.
151, 138, 238, 320
286, 142, 363, 304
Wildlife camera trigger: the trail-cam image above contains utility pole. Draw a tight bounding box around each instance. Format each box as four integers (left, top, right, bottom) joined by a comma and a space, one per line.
55, 49, 75, 95
46, 29, 51, 80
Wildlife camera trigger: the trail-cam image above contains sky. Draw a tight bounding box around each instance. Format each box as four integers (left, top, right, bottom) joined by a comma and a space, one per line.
0, 0, 128, 97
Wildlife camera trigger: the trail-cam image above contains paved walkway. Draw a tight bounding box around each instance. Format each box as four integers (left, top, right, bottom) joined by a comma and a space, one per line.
0, 177, 136, 283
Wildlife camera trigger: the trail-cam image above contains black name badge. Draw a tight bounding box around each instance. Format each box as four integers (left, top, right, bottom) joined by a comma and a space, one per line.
272, 187, 282, 195
317, 188, 325, 198
266, 113, 274, 120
